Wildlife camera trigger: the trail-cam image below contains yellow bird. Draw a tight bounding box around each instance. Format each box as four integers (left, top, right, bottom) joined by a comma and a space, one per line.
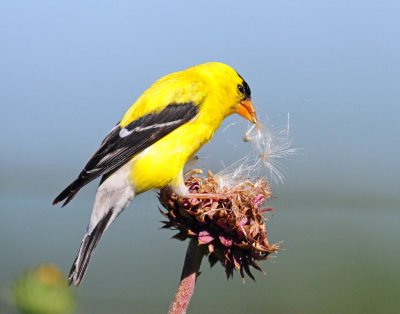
53, 62, 257, 286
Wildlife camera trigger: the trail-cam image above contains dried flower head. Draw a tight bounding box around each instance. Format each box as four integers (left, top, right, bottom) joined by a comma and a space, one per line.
159, 169, 279, 281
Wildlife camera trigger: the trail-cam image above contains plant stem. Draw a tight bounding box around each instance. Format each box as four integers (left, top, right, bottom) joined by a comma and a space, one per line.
169, 238, 207, 314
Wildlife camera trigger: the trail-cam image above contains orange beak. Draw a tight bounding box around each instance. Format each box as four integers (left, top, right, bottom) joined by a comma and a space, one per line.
236, 99, 257, 124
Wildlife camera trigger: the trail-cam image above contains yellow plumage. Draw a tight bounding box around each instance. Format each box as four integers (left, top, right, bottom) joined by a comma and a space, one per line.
53, 61, 257, 286
128, 120, 212, 193
118, 62, 252, 193
127, 62, 246, 193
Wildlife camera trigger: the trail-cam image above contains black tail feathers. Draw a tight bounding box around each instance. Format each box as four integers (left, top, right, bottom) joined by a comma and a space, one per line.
68, 209, 113, 286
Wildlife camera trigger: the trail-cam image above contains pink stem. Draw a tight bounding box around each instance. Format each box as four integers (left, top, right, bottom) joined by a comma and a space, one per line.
169, 238, 206, 314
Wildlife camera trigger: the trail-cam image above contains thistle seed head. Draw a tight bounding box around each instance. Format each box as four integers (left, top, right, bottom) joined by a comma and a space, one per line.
159, 170, 279, 281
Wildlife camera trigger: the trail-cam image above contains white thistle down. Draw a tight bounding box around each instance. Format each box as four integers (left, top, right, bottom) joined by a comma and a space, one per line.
215, 114, 298, 189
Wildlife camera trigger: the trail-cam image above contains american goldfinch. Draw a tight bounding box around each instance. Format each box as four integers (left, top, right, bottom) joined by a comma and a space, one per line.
53, 62, 257, 286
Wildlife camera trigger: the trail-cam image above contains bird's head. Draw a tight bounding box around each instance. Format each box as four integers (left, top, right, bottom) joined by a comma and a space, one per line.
235, 77, 257, 124
193, 62, 258, 124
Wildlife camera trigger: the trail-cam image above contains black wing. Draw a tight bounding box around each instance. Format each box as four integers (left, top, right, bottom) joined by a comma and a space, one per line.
53, 102, 198, 206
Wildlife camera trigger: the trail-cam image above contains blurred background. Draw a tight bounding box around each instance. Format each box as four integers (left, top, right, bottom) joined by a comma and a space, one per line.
1, 1, 399, 313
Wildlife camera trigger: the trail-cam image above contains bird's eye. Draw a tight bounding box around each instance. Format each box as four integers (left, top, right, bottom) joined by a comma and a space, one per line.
237, 84, 245, 94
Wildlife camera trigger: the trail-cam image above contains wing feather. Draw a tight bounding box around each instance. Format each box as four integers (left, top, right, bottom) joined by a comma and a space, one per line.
53, 102, 198, 206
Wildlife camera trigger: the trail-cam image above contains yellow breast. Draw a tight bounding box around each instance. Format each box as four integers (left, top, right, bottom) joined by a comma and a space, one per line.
128, 119, 215, 194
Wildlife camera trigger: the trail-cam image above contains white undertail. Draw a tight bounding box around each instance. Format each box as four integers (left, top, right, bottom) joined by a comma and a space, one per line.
68, 162, 135, 286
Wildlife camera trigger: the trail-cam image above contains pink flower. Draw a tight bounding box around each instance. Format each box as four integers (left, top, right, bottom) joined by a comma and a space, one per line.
198, 231, 214, 244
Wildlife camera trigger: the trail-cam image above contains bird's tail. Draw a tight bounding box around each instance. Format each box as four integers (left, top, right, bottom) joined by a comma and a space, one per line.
68, 162, 135, 286
68, 209, 113, 286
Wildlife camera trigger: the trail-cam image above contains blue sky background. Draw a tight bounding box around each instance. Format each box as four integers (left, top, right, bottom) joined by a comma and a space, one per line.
1, 1, 399, 313
1, 1, 399, 197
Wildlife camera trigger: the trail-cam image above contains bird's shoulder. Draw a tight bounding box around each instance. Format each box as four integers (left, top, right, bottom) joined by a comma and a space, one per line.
120, 75, 208, 127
